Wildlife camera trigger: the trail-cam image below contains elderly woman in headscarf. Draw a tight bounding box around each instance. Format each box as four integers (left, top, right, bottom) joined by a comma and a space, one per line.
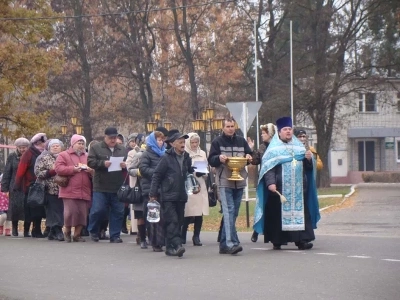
1, 138, 30, 236
180, 133, 209, 246
126, 133, 146, 243
55, 134, 93, 242
34, 139, 65, 241
14, 133, 47, 238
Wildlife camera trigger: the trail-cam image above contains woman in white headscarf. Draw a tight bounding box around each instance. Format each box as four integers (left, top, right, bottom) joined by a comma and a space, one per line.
181, 133, 209, 246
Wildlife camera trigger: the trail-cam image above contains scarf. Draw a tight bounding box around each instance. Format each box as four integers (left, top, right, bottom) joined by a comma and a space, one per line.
146, 132, 165, 157
184, 132, 203, 159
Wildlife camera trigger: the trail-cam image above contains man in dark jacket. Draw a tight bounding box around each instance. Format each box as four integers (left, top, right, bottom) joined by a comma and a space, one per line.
87, 127, 127, 243
149, 132, 192, 257
208, 119, 252, 255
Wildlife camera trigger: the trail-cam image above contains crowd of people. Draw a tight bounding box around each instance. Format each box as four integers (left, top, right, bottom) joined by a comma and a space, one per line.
0, 116, 322, 258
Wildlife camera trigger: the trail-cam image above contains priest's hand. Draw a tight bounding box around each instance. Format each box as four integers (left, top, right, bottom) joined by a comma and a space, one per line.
268, 184, 277, 193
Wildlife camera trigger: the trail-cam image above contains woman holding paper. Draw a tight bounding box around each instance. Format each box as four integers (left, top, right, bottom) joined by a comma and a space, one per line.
181, 133, 209, 246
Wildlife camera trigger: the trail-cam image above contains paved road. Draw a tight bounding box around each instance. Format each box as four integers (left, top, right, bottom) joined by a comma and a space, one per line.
0, 184, 399, 300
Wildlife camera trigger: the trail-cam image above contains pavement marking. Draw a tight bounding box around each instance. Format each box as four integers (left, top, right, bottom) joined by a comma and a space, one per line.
382, 259, 400, 262
347, 255, 371, 259
251, 248, 269, 251
316, 253, 337, 256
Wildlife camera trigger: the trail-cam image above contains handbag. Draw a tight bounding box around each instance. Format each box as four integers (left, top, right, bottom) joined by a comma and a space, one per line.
54, 175, 70, 187
129, 178, 143, 204
27, 181, 46, 207
206, 171, 218, 207
54, 154, 75, 187
117, 174, 132, 203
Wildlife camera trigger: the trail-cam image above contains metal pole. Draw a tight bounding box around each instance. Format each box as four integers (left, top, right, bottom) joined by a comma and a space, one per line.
254, 20, 260, 150
290, 20, 294, 123
243, 102, 250, 228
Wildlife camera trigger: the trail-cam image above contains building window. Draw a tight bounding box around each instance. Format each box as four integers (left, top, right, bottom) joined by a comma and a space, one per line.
397, 92, 400, 112
358, 93, 377, 112
396, 138, 400, 163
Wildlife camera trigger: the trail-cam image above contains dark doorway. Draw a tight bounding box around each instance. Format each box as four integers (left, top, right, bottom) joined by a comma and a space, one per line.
358, 141, 375, 171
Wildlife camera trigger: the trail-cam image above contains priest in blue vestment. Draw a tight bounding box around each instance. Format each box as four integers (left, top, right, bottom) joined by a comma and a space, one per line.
253, 117, 320, 250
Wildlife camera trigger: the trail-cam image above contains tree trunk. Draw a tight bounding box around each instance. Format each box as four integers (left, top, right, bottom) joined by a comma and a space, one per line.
74, 0, 92, 141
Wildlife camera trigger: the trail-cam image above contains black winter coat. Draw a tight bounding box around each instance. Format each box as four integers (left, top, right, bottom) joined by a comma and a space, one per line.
87, 141, 127, 193
138, 147, 163, 196
149, 148, 192, 202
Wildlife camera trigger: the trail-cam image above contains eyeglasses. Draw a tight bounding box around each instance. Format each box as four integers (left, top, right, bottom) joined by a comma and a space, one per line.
298, 135, 306, 138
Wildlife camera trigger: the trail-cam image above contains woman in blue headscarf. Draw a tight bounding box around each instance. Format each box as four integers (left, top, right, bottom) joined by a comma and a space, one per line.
253, 117, 320, 250
138, 131, 166, 251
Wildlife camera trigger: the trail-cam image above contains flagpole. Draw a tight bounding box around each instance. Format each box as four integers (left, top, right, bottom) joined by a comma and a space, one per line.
290, 20, 294, 123
255, 20, 259, 148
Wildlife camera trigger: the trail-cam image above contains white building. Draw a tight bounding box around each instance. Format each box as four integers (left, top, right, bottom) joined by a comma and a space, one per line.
329, 78, 400, 184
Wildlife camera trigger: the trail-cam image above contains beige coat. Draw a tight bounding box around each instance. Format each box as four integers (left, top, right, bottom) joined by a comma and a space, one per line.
184, 133, 209, 217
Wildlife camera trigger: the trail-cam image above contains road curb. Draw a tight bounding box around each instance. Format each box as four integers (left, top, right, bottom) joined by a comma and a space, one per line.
319, 184, 357, 212
354, 183, 400, 189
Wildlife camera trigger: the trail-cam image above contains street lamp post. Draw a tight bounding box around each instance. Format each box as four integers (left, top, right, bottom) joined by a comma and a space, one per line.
60, 116, 83, 147
191, 108, 224, 153
146, 112, 172, 134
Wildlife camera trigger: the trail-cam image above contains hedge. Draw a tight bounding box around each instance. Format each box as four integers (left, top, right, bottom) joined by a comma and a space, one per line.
362, 172, 400, 183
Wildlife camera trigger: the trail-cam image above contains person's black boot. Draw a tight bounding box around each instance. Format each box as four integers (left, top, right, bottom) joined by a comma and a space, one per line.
12, 221, 18, 237
47, 227, 55, 240
23, 221, 31, 237
251, 231, 258, 242
193, 216, 203, 246
32, 219, 44, 238
55, 226, 65, 241
121, 207, 129, 234
81, 226, 89, 236
217, 217, 224, 243
181, 217, 190, 245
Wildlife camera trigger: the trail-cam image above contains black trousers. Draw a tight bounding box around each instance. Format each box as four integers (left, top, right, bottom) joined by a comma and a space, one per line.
162, 201, 185, 250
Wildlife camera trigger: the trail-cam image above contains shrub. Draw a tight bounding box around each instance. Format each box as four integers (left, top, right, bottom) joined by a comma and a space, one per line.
362, 172, 400, 183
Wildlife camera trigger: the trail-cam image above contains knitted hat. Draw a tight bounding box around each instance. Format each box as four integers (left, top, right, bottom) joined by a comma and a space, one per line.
127, 133, 138, 144
30, 133, 47, 144
48, 139, 64, 149
70, 134, 86, 147
14, 138, 30, 147
294, 129, 307, 137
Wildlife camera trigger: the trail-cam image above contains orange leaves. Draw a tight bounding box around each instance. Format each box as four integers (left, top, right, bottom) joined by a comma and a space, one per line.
0, 0, 62, 137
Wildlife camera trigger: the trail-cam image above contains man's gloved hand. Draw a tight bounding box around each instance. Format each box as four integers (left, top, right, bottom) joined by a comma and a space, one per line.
195, 172, 206, 177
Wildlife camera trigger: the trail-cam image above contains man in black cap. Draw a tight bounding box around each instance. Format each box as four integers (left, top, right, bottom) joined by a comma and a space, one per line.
294, 129, 323, 171
149, 131, 193, 257
87, 127, 128, 243
164, 129, 179, 150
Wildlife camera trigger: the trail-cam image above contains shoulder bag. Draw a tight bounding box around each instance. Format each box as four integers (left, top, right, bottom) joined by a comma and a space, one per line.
27, 180, 46, 207
117, 173, 131, 203
206, 169, 218, 207
129, 178, 143, 204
